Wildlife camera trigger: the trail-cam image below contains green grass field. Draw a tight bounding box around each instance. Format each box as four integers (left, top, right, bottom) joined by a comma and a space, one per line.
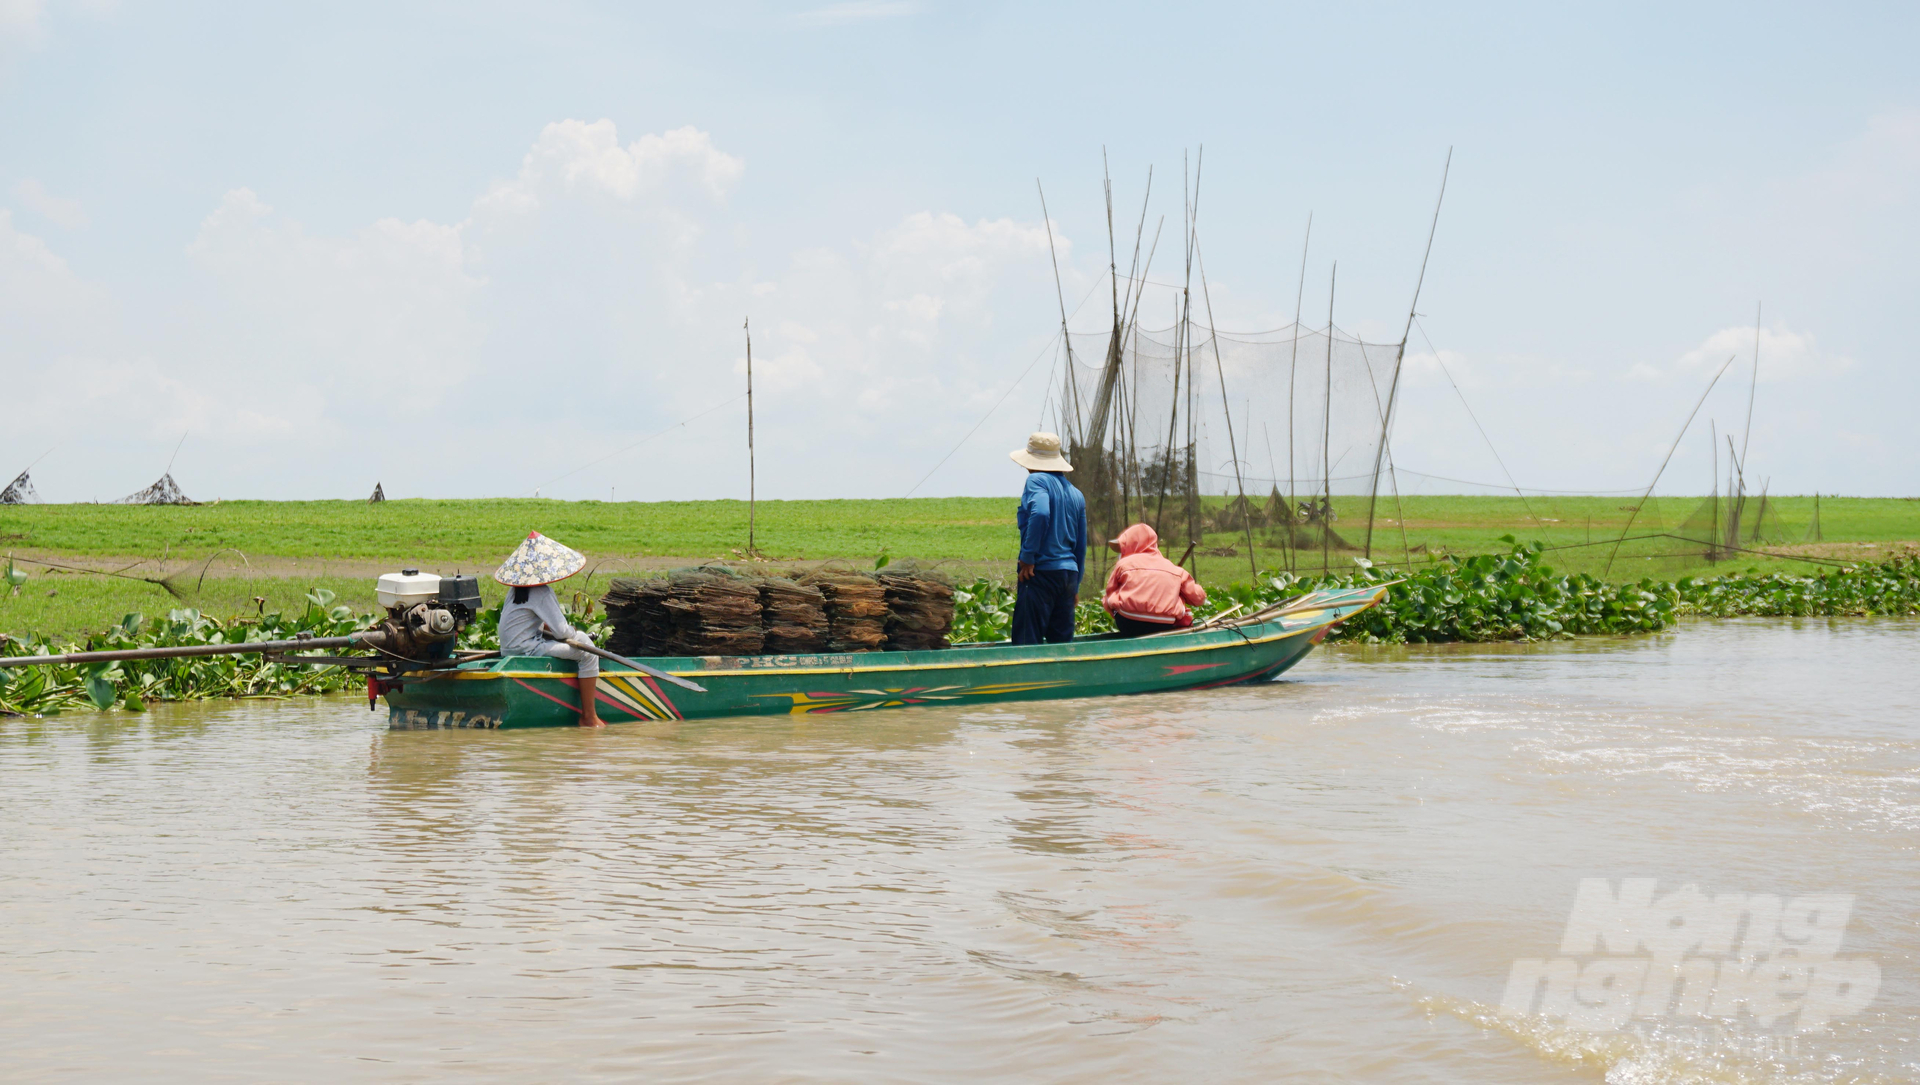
5, 495, 1915, 639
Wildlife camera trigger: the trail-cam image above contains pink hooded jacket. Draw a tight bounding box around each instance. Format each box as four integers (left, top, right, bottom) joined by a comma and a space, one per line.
1102, 523, 1207, 626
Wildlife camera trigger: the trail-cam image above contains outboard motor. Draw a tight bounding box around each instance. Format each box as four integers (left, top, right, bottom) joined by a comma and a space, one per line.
364, 570, 486, 662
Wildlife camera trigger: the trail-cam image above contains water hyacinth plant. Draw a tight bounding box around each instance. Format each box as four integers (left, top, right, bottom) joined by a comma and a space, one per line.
0, 589, 367, 715
0, 591, 613, 716
948, 539, 1920, 645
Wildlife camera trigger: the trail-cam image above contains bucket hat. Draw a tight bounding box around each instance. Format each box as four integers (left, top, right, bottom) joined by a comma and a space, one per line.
493, 530, 587, 587
1010, 431, 1073, 472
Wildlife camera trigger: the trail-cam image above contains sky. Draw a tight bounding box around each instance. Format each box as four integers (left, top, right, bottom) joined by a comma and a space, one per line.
3, 1, 1917, 502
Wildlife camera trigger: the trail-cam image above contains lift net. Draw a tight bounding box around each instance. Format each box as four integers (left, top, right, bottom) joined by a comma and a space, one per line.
114, 473, 199, 506
0, 471, 38, 505
1058, 322, 1402, 548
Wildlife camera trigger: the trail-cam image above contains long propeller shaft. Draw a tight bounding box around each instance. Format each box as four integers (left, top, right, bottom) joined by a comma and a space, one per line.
0, 634, 365, 669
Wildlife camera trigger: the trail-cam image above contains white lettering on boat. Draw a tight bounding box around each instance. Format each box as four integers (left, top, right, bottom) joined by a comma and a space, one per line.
389, 709, 500, 730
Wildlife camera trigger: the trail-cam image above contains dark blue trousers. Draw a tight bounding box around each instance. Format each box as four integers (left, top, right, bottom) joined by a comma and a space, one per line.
1011, 569, 1080, 645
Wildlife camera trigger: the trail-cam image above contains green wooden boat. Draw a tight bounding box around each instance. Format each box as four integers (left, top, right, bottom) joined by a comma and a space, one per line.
381, 584, 1387, 729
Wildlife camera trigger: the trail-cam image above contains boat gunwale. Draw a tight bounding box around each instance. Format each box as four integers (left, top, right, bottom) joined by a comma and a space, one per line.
414, 585, 1382, 682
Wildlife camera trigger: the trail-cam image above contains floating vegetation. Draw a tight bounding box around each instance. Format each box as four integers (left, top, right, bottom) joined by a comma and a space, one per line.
1197, 541, 1920, 644
0, 591, 366, 716
947, 540, 1920, 645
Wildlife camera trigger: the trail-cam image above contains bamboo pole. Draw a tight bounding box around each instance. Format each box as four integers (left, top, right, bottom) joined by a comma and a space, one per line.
1196, 238, 1259, 581
1366, 147, 1451, 559
1037, 180, 1082, 445
1741, 301, 1761, 474
1604, 355, 1740, 576
1286, 213, 1312, 572
745, 317, 756, 553
1323, 262, 1336, 576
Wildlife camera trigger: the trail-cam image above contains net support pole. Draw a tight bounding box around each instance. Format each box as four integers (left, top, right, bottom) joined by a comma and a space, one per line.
1323, 262, 1336, 577
1037, 180, 1081, 445
1604, 355, 1739, 577
1196, 239, 1260, 582
745, 317, 756, 552
1365, 147, 1451, 560
1285, 213, 1311, 571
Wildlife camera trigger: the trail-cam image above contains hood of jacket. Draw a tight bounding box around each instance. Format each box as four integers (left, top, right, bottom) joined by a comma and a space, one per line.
1113, 522, 1159, 558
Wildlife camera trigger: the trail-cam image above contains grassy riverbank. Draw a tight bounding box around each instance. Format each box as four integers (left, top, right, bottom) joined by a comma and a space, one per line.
4, 495, 1915, 640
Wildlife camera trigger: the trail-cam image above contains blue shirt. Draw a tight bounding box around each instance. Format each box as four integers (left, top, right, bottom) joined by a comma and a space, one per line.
1016, 471, 1087, 575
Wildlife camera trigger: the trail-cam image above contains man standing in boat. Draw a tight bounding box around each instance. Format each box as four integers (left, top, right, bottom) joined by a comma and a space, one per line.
1009, 432, 1087, 645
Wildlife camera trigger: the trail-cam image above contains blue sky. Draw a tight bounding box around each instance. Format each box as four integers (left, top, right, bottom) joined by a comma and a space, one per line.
4, 1, 1916, 501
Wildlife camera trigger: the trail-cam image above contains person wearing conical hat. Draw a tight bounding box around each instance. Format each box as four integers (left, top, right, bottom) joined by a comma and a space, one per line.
1008, 432, 1087, 645
494, 531, 604, 727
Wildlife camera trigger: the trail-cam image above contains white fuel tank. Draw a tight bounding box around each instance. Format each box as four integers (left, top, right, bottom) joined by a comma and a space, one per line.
376, 569, 441, 609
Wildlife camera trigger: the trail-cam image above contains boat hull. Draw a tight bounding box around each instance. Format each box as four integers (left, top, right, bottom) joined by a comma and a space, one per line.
383, 585, 1383, 729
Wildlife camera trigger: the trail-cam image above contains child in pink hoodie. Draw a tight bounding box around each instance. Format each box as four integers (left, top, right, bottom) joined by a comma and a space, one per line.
1102, 523, 1207, 636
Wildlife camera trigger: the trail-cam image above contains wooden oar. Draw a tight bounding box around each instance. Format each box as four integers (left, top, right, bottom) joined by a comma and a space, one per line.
541, 626, 706, 693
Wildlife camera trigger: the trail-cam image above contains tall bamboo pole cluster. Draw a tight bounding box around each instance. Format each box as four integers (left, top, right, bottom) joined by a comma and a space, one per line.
1041, 149, 1452, 579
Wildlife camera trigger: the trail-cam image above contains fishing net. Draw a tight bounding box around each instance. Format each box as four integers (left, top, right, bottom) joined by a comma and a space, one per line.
0, 471, 38, 505
1057, 322, 1401, 552
114, 473, 199, 506
1610, 487, 1817, 579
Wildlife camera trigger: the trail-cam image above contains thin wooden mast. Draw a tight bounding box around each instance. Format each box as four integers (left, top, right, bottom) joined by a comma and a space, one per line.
1183, 149, 1202, 549
1604, 355, 1740, 576
1365, 147, 1451, 559
1154, 153, 1196, 534
1285, 212, 1312, 571
1036, 180, 1082, 446
1197, 237, 1260, 581
744, 317, 756, 552
1323, 262, 1336, 575
1115, 174, 1155, 523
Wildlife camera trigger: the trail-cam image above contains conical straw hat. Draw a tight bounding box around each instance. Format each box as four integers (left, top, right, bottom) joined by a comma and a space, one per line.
493, 530, 587, 587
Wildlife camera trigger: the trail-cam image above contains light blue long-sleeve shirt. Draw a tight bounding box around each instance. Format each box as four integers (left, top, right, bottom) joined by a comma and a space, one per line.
499, 584, 577, 655
1016, 471, 1087, 575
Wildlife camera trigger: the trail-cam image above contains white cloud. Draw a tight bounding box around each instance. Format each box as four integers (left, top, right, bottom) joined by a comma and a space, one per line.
0, 0, 44, 39
1399, 346, 1472, 388
1670, 322, 1848, 384
184, 187, 484, 406
795, 1, 922, 26
1, 119, 1077, 499
474, 120, 744, 216
0, 208, 79, 296
0, 208, 105, 350
11, 178, 86, 227
1793, 110, 1920, 210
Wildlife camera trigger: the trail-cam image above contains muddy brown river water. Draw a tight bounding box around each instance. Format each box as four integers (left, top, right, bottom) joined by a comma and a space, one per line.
2, 618, 1915, 1082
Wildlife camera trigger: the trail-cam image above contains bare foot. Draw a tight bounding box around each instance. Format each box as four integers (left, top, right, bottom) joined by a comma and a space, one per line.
580, 717, 605, 728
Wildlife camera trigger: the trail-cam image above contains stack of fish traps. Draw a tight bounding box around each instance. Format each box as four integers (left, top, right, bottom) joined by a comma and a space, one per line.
758, 578, 828, 654
798, 571, 890, 652
601, 570, 764, 657
602, 565, 957, 657
878, 570, 956, 651
601, 578, 671, 656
